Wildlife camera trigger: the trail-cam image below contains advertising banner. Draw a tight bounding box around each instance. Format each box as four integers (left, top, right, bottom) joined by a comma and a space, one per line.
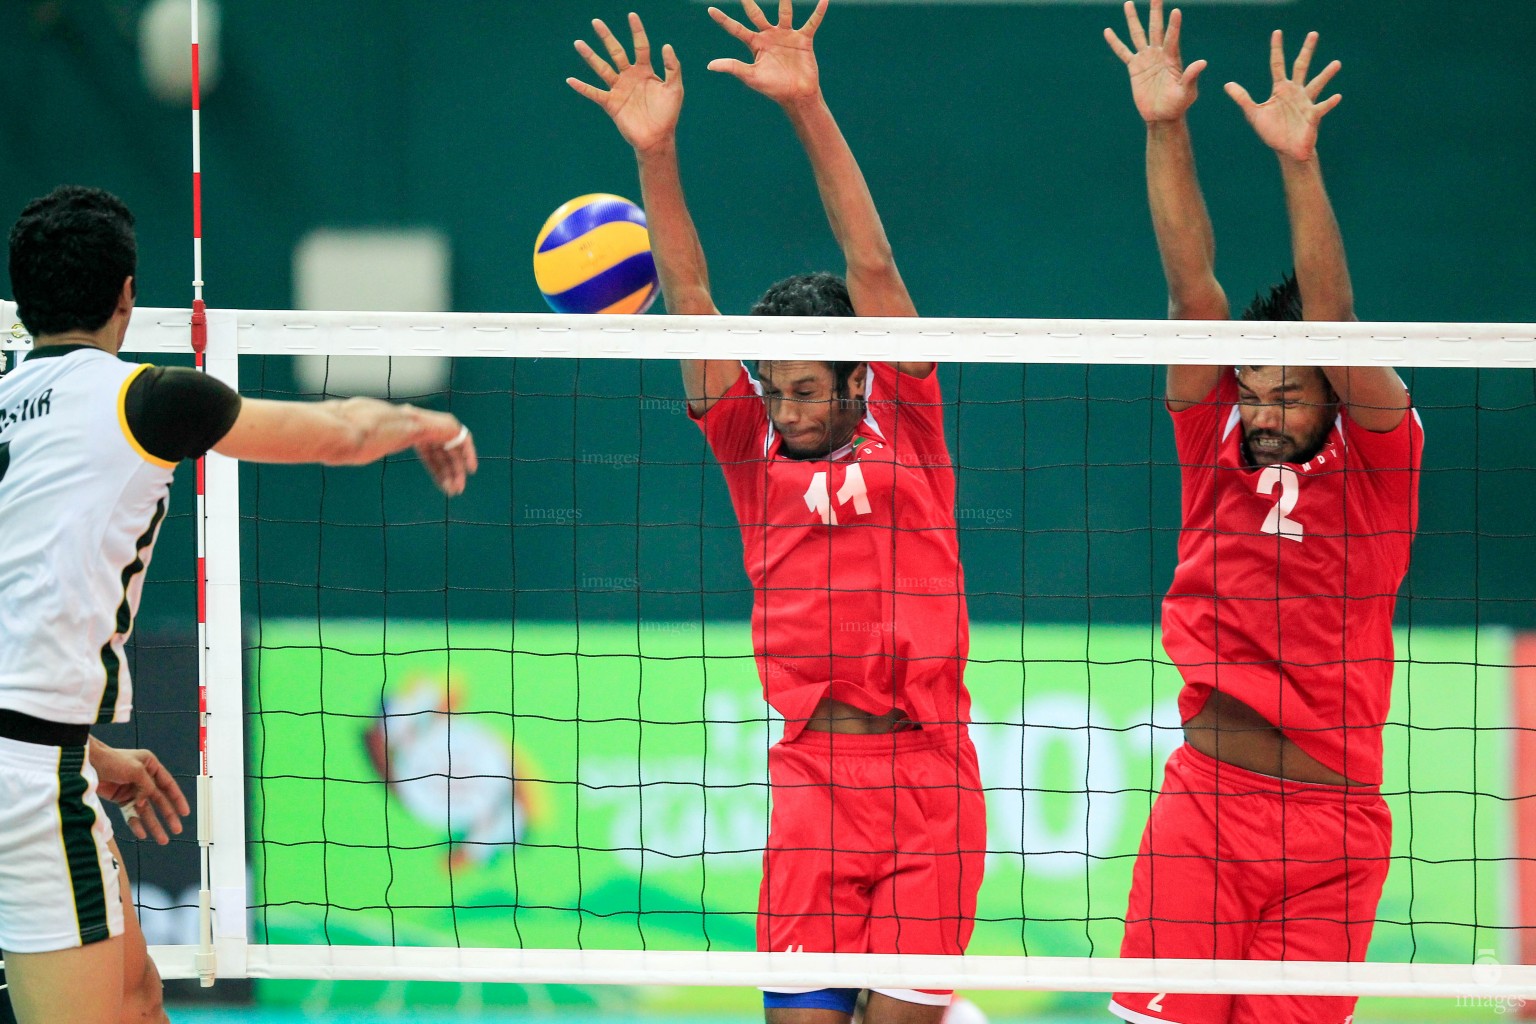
250, 621, 1512, 1013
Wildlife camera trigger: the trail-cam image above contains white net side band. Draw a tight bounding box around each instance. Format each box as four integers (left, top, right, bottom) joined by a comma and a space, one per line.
135, 947, 1536, 999
3, 302, 1535, 366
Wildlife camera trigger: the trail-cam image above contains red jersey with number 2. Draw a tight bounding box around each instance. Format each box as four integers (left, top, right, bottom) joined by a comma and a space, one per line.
1162, 371, 1424, 784
693, 363, 970, 742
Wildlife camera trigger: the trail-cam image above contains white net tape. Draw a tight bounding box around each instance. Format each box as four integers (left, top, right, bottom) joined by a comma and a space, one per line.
4, 301, 1535, 366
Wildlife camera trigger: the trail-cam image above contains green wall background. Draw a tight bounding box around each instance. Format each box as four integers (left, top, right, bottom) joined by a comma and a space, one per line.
2, 0, 1532, 629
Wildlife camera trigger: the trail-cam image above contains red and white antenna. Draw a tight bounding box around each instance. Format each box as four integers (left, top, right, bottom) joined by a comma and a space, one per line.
189, 0, 217, 990
191, 2, 206, 347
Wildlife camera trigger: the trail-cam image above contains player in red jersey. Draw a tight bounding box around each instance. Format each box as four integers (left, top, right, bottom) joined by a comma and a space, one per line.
569, 2, 984, 1020
1105, 4, 1423, 1022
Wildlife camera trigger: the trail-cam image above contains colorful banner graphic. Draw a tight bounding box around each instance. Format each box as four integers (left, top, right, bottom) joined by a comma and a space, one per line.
250, 622, 1513, 1012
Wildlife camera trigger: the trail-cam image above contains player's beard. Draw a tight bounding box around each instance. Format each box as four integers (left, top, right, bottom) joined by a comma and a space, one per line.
1242, 419, 1331, 468
779, 434, 825, 459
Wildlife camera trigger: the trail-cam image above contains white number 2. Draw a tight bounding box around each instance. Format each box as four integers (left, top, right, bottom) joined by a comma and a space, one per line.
1257, 465, 1304, 542
803, 464, 871, 525
1147, 993, 1167, 1013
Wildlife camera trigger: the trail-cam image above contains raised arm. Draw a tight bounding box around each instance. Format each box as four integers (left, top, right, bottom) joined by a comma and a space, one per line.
707, 1, 932, 379
568, 14, 738, 416
1227, 30, 1405, 430
1106, 0, 1227, 408
708, 0, 915, 319
212, 397, 477, 495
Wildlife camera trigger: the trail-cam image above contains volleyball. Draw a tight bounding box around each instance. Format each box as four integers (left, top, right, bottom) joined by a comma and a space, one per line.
533, 193, 659, 315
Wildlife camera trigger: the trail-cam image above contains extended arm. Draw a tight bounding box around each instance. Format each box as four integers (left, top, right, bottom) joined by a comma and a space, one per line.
640, 139, 741, 413
637, 143, 716, 319
1106, 0, 1226, 409
1281, 159, 1401, 427
1146, 121, 1227, 325
568, 13, 737, 415
1227, 30, 1405, 430
784, 99, 922, 324
212, 397, 477, 494
709, 0, 916, 322
1281, 159, 1352, 321
782, 72, 934, 380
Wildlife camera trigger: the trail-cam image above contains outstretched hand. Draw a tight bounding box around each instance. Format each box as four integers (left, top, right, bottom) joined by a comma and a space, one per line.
706, 0, 829, 107
1225, 30, 1342, 162
1104, 0, 1207, 124
568, 12, 683, 154
416, 413, 477, 497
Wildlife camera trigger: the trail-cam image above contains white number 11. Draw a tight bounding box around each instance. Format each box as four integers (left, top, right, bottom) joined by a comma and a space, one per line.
804, 464, 871, 525
1257, 465, 1304, 541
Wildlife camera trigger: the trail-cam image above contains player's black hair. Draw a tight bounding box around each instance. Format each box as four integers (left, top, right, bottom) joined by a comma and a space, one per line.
752, 272, 863, 399
9, 185, 137, 338
1236, 271, 1339, 403
751, 271, 855, 318
1240, 270, 1302, 321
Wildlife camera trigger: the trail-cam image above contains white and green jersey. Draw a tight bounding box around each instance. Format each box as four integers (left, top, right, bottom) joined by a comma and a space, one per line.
0, 344, 239, 725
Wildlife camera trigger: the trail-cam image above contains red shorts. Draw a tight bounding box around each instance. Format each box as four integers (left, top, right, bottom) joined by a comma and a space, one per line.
758, 726, 986, 1004
1112, 744, 1391, 1024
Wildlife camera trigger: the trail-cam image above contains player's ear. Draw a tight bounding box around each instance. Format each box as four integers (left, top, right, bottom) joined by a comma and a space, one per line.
848, 362, 869, 400
1310, 366, 1338, 405
110, 277, 136, 353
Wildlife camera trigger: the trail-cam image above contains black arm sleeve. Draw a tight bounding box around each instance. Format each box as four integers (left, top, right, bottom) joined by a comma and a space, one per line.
123, 366, 243, 462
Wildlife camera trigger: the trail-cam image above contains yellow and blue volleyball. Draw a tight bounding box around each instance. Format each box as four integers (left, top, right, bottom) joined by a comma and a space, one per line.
533, 194, 658, 315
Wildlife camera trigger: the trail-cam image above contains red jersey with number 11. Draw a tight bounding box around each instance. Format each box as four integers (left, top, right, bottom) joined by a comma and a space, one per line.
693, 363, 970, 742
1162, 372, 1424, 784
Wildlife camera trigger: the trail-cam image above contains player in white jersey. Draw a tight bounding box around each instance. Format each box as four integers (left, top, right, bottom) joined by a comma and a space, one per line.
0, 185, 479, 1024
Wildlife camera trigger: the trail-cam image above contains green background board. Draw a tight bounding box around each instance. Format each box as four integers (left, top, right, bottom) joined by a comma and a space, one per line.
249, 620, 1513, 1012
4, 1, 1532, 325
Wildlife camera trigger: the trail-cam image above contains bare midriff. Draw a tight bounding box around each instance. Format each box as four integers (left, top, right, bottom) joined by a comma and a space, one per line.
1183, 689, 1364, 786
804, 697, 917, 734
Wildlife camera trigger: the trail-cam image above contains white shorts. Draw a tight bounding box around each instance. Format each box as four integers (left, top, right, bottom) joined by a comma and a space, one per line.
0, 736, 123, 953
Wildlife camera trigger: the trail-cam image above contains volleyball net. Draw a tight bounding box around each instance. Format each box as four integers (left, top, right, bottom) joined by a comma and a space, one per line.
2, 304, 1533, 1006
